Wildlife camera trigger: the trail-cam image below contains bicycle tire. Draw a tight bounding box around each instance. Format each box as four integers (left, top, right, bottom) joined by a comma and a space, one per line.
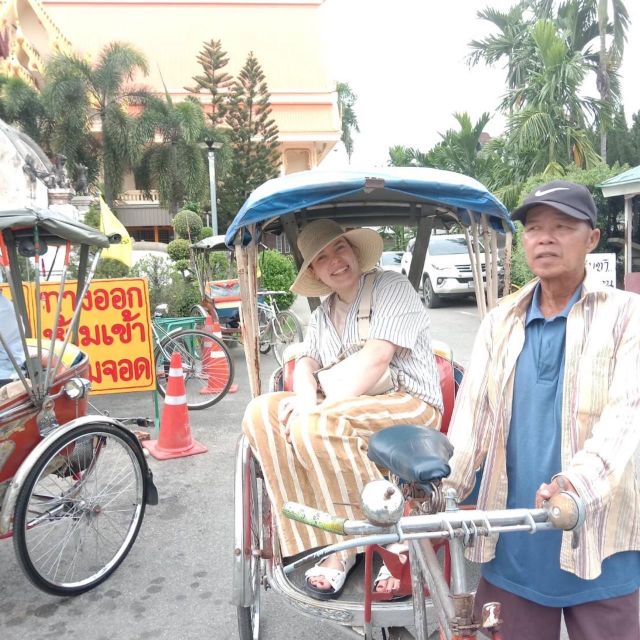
235, 442, 262, 640
155, 329, 234, 410
272, 310, 304, 365
13, 422, 147, 595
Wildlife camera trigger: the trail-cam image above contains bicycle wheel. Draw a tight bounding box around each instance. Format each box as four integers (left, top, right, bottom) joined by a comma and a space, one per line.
155, 329, 234, 410
257, 305, 272, 354
189, 304, 208, 330
13, 422, 147, 596
271, 310, 303, 365
235, 440, 262, 640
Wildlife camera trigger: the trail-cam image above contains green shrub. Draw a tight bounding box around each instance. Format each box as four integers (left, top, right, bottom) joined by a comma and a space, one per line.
83, 203, 100, 229
167, 269, 201, 317
199, 226, 214, 240
130, 255, 173, 311
173, 209, 203, 240
167, 238, 190, 262
258, 249, 297, 309
172, 258, 191, 274
509, 222, 534, 289
95, 257, 130, 279
209, 252, 236, 279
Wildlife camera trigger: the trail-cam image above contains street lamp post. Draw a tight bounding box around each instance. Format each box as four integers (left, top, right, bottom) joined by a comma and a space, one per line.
204, 138, 223, 236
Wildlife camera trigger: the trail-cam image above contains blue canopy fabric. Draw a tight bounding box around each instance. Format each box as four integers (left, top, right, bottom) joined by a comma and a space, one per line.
225, 168, 513, 246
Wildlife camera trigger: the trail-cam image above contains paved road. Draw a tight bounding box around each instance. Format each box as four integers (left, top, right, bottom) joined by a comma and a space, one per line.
0, 299, 481, 639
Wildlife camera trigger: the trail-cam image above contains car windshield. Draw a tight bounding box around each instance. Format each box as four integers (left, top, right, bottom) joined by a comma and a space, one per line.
429, 237, 482, 256
381, 252, 402, 265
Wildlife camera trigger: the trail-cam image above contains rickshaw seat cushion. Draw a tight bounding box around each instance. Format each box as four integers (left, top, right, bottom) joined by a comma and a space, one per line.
25, 339, 83, 368
368, 425, 453, 484
0, 378, 31, 404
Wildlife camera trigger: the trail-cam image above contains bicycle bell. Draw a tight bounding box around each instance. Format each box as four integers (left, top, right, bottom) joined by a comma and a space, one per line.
360, 479, 404, 526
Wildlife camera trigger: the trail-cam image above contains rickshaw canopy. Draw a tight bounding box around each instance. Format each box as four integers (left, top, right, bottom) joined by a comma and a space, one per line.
0, 207, 110, 248
225, 168, 514, 245
191, 234, 229, 252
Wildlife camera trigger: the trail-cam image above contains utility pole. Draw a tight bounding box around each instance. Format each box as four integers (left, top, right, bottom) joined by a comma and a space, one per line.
205, 138, 223, 235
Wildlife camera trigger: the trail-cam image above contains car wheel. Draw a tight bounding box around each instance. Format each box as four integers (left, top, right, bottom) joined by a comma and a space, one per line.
423, 275, 442, 309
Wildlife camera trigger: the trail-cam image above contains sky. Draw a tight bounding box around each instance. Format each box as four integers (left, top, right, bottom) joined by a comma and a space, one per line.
321, 0, 640, 167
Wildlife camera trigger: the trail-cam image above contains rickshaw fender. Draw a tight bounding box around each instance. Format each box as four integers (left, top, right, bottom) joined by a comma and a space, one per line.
0, 416, 157, 535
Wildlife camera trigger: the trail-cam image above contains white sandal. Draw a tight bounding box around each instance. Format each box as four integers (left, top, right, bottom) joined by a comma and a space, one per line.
304, 555, 357, 600
373, 544, 409, 600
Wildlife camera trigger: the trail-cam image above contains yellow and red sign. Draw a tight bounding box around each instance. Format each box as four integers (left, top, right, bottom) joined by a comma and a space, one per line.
1, 278, 155, 395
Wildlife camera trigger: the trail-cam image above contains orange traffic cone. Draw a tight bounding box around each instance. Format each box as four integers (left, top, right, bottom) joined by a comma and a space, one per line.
144, 351, 208, 460
201, 316, 238, 394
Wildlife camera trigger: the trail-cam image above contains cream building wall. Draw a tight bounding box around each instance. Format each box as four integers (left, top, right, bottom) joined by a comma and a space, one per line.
40, 0, 341, 172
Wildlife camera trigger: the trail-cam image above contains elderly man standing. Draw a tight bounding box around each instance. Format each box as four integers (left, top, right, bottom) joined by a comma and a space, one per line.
445, 180, 640, 639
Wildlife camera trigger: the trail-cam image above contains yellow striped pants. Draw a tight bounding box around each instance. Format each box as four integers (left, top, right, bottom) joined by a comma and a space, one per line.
242, 391, 441, 560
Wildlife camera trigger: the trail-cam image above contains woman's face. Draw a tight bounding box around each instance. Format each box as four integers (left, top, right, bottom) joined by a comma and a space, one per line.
310, 236, 362, 299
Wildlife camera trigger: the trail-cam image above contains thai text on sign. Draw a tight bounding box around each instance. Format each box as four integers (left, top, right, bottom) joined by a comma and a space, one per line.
585, 253, 616, 288
34, 278, 155, 394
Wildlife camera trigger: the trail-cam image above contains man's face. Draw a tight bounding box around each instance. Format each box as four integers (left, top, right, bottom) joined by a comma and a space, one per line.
310, 236, 361, 295
522, 205, 600, 282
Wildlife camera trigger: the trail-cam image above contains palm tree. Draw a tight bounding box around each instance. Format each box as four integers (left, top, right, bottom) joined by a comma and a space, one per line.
43, 42, 150, 205
0, 74, 49, 145
387, 145, 431, 167
135, 92, 208, 216
595, 0, 629, 160
336, 82, 360, 162
504, 19, 600, 171
430, 112, 494, 179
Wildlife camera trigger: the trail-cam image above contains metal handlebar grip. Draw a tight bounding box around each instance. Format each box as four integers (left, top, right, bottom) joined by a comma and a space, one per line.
545, 492, 585, 531
282, 502, 347, 535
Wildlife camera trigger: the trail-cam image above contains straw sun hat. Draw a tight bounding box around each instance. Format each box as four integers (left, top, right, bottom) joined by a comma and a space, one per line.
290, 219, 384, 297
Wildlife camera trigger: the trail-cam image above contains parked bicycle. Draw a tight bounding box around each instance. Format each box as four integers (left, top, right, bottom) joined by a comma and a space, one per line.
152, 304, 234, 410
256, 291, 303, 365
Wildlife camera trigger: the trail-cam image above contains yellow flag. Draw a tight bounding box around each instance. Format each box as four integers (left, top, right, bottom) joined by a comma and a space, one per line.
99, 197, 132, 267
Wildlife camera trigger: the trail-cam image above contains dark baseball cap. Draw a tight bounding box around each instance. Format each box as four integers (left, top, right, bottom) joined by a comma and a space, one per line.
511, 180, 597, 228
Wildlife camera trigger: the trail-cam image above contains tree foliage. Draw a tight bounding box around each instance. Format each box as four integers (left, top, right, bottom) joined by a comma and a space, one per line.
0, 74, 49, 145
167, 238, 191, 261
222, 52, 280, 229
135, 91, 207, 215
336, 82, 360, 162
173, 209, 204, 240
258, 250, 296, 309
186, 39, 233, 127
43, 42, 151, 205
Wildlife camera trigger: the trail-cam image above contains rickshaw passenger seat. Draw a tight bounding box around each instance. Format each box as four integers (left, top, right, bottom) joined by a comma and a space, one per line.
25, 339, 84, 369
0, 379, 31, 405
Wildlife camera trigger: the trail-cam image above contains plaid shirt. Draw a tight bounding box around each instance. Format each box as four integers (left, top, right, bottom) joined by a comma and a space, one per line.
445, 272, 640, 579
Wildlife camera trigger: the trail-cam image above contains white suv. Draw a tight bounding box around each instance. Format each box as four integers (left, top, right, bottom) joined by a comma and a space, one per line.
400, 234, 487, 308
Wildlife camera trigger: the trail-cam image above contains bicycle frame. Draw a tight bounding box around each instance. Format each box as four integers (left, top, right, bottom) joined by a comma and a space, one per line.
282, 486, 584, 640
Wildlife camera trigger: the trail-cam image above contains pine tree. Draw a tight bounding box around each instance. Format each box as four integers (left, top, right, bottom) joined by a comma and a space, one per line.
185, 39, 232, 127
223, 52, 280, 228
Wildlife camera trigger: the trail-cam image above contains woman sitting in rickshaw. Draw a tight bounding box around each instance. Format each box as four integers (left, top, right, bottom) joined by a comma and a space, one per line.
242, 219, 443, 601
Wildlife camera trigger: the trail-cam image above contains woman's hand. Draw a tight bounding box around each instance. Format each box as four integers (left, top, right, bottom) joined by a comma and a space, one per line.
279, 394, 317, 443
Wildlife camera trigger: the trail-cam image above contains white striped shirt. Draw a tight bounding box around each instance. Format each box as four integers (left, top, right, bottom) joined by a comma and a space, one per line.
299, 269, 443, 411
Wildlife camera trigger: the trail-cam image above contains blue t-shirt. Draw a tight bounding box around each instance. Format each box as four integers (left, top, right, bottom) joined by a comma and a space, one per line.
0, 293, 25, 380
482, 284, 640, 607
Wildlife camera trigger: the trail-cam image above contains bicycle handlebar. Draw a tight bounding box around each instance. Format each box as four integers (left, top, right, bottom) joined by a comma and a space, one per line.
258, 290, 287, 296
283, 491, 584, 540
